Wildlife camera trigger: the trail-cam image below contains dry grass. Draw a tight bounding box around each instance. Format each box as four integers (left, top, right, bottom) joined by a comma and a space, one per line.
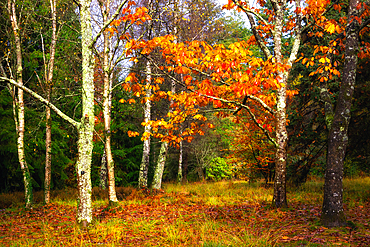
0, 178, 370, 246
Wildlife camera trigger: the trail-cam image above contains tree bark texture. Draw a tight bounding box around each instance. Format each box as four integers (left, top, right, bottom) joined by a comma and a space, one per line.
272, 0, 288, 208
139, 59, 152, 188
152, 141, 168, 190
100, 150, 108, 189
321, 0, 361, 227
8, 0, 33, 209
77, 0, 95, 226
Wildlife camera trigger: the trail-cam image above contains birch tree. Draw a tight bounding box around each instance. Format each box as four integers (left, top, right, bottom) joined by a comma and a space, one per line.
138, 58, 152, 188
92, 0, 150, 197
138, 0, 154, 189
42, 0, 58, 205
6, 0, 33, 208
1, 0, 94, 225
1, 0, 128, 226
224, 0, 306, 207
95, 0, 118, 204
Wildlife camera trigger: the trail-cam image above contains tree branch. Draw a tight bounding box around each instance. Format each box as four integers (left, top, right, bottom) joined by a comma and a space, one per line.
90, 0, 129, 48
231, 0, 272, 58
0, 76, 80, 128
200, 93, 278, 147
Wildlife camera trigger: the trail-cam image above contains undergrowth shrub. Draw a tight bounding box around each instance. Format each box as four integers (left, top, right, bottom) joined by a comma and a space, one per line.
206, 157, 232, 181
0, 191, 44, 208
53, 188, 78, 201
0, 192, 23, 208
116, 186, 137, 200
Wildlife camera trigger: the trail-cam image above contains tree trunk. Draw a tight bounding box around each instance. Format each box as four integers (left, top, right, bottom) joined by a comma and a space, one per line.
151, 73, 176, 189
99, 150, 108, 189
138, 59, 152, 188
77, 0, 95, 227
8, 0, 33, 209
234, 0, 304, 208
177, 139, 183, 184
152, 141, 168, 190
272, 2, 288, 208
102, 1, 118, 202
44, 90, 52, 204
273, 79, 288, 208
321, 0, 360, 227
44, 0, 57, 205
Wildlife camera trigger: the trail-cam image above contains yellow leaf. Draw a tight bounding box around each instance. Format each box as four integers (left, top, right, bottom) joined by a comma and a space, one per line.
325, 23, 336, 34
319, 57, 326, 63
125, 75, 132, 82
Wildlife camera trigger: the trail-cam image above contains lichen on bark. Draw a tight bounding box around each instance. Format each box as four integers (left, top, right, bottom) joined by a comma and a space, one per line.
321, 0, 362, 227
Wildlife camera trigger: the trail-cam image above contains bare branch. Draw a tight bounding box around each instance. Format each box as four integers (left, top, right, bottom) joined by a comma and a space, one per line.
231, 0, 272, 58
90, 0, 129, 48
0, 77, 80, 128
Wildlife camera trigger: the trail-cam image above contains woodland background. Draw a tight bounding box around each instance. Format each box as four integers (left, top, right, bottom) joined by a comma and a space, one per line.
0, 0, 370, 233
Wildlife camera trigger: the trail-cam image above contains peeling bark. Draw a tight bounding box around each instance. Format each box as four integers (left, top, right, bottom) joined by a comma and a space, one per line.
321, 0, 361, 227
273, 77, 288, 208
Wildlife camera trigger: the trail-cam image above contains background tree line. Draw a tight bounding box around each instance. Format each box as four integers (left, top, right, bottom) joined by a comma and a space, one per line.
0, 0, 369, 228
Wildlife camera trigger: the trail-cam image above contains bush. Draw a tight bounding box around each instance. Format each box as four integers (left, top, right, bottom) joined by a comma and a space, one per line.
206, 157, 233, 181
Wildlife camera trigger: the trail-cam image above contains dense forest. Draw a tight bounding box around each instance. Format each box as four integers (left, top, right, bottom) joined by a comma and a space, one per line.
0, 0, 369, 233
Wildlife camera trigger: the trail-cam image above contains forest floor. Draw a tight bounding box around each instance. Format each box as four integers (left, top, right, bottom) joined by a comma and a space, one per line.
0, 178, 370, 246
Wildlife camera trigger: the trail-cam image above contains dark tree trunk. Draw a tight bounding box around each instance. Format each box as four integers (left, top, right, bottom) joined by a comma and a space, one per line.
321, 0, 360, 227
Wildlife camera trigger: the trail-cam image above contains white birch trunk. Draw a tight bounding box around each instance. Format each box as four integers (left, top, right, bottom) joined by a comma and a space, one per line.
101, 0, 118, 203
8, 0, 33, 209
272, 1, 288, 208
77, 0, 95, 226
138, 59, 152, 188
100, 150, 108, 189
152, 141, 168, 190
